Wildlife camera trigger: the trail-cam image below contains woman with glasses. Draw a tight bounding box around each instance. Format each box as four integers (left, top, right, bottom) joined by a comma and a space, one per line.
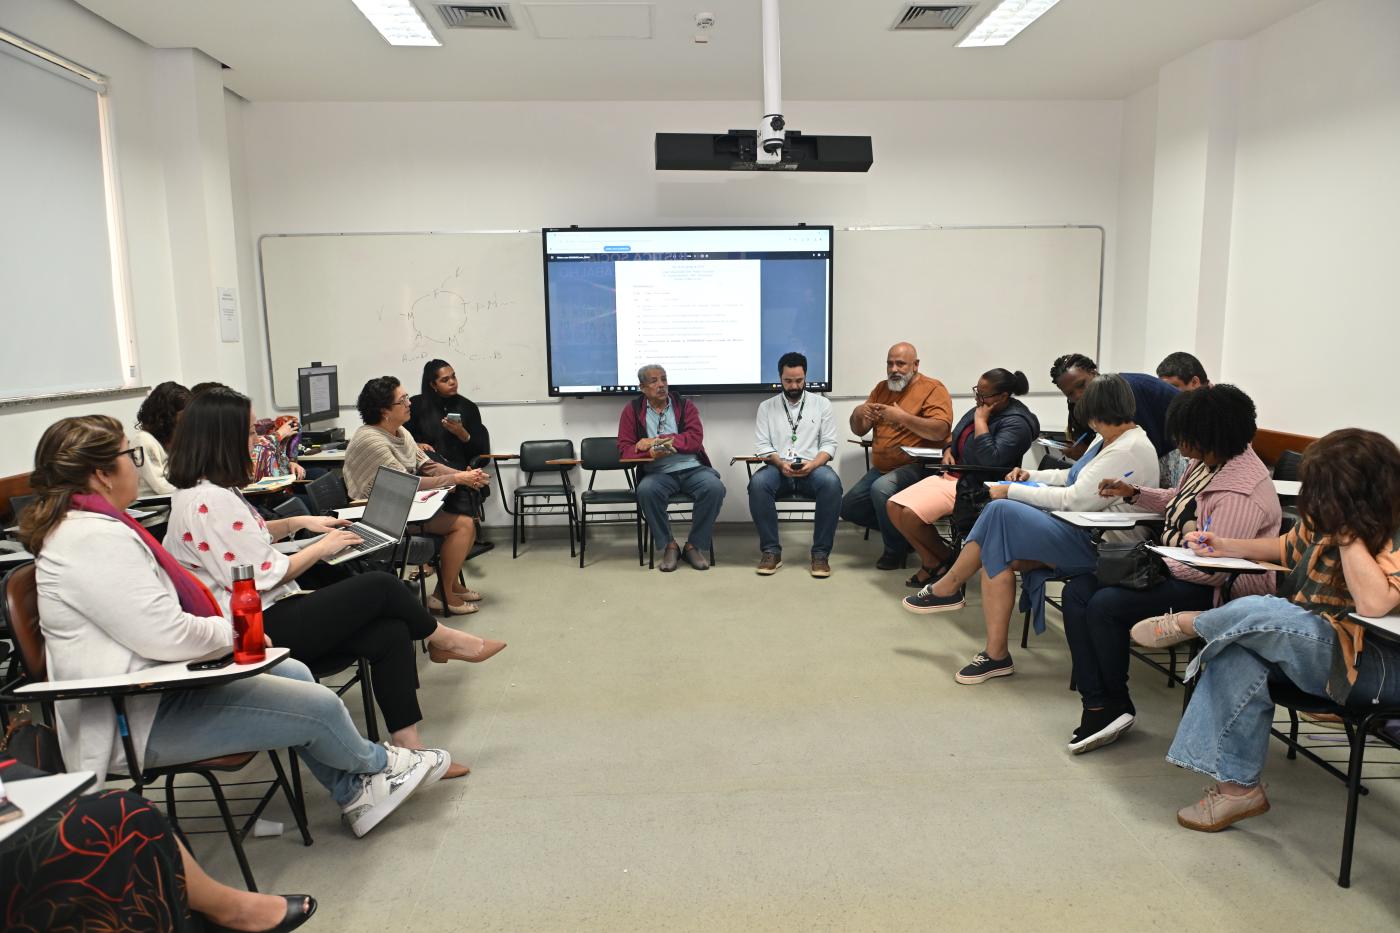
886, 368, 1040, 587
344, 376, 491, 615
20, 414, 449, 840
164, 387, 503, 781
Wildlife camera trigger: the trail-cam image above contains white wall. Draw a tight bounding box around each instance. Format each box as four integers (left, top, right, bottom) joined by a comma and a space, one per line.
1221, 0, 1400, 437
1113, 0, 1399, 441
232, 98, 1124, 524
0, 0, 244, 476
1108, 84, 1158, 371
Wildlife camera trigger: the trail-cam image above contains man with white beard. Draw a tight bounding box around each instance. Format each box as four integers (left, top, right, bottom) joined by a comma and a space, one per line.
840, 342, 953, 570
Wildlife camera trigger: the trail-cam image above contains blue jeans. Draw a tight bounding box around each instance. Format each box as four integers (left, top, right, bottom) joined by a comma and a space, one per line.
636, 465, 727, 552
839, 464, 925, 554
1168, 596, 1336, 786
747, 464, 843, 558
144, 659, 387, 807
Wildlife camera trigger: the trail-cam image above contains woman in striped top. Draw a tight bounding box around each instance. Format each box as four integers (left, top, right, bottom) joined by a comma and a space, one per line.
1058, 385, 1281, 754
1131, 428, 1400, 833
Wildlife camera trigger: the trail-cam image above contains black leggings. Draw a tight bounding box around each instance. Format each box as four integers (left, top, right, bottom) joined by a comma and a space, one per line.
264, 571, 437, 733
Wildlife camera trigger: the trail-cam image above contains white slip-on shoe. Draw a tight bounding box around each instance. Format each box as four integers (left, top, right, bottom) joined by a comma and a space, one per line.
341, 744, 433, 838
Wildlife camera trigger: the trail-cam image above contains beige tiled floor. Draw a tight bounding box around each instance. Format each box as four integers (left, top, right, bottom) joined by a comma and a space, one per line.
191, 525, 1400, 930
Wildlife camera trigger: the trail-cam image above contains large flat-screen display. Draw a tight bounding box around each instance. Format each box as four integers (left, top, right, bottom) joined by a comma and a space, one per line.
543, 226, 833, 396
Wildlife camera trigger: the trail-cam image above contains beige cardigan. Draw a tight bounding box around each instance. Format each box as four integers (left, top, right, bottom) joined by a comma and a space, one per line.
343, 424, 428, 499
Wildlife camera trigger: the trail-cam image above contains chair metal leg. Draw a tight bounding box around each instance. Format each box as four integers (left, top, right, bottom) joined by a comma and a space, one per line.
359, 659, 380, 743
512, 500, 521, 558
1338, 713, 1374, 888
164, 772, 180, 828
286, 750, 314, 846
269, 750, 313, 847
579, 502, 587, 568
636, 511, 645, 566
203, 770, 259, 891
1287, 708, 1300, 759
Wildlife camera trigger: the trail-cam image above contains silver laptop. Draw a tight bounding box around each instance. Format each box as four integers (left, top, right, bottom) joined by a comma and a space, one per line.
324, 466, 420, 565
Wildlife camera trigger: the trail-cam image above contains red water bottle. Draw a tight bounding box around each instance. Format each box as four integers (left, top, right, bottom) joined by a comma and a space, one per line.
230, 565, 266, 664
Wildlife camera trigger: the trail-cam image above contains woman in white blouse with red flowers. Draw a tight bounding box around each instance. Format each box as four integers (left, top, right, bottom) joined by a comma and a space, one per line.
164, 386, 506, 779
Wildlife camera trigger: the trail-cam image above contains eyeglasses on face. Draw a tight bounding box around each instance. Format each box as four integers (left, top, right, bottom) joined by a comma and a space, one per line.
118, 447, 146, 468
392, 397, 411, 408
972, 387, 1007, 400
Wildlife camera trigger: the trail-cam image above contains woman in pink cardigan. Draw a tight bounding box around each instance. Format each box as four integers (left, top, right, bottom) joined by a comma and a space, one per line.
1059, 384, 1282, 754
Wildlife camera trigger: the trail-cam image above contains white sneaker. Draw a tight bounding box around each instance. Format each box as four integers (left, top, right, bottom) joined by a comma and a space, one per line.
341, 744, 433, 838
416, 747, 452, 788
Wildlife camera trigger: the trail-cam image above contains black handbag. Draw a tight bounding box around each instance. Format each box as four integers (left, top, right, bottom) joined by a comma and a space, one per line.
1095, 540, 1169, 591
1327, 631, 1400, 708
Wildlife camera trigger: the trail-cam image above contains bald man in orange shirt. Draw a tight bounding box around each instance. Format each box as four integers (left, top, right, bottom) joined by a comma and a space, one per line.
840, 342, 953, 569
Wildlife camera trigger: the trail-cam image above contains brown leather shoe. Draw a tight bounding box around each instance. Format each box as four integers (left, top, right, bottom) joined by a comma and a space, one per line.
810, 556, 831, 578
756, 552, 782, 575
659, 542, 681, 572
682, 544, 710, 571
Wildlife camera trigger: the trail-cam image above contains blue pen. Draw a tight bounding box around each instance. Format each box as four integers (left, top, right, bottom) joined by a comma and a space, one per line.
1202, 515, 1213, 551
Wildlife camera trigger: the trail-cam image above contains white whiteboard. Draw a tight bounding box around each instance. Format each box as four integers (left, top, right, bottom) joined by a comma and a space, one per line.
258, 226, 1101, 407
259, 232, 545, 407
831, 226, 1102, 397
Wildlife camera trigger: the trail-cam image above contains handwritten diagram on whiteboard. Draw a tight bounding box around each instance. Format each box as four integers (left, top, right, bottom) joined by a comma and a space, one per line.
259, 232, 546, 407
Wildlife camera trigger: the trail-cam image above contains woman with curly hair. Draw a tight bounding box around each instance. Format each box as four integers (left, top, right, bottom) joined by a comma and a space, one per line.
1058, 385, 1281, 755
1132, 428, 1400, 831
133, 381, 191, 496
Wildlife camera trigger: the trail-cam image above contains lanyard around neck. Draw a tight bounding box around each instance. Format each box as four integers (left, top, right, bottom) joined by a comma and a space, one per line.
783, 393, 806, 441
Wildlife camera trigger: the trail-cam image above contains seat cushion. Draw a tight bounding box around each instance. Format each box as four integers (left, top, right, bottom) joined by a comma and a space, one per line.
583, 490, 637, 504
516, 485, 570, 498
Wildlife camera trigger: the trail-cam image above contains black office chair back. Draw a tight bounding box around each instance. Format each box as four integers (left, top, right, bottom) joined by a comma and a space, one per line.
8, 494, 36, 527
2, 563, 44, 682
273, 496, 311, 519
581, 437, 626, 472
520, 439, 575, 478
1274, 449, 1304, 482
305, 471, 349, 514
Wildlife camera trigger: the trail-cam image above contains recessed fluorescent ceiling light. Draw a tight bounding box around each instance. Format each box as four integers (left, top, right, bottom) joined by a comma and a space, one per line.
350, 0, 441, 46
956, 0, 1062, 47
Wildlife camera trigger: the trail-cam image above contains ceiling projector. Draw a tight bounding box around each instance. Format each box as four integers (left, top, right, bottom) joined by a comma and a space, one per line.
655, 1, 872, 173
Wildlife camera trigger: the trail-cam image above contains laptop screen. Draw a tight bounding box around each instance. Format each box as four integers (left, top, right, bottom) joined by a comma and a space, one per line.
361, 467, 421, 535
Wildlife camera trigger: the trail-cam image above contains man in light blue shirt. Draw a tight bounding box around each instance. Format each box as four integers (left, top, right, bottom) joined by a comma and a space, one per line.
748, 352, 842, 577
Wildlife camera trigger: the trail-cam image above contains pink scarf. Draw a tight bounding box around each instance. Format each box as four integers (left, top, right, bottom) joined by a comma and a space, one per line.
70, 492, 223, 618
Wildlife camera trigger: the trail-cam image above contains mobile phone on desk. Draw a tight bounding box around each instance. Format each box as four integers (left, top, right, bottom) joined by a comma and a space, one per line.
187, 653, 235, 671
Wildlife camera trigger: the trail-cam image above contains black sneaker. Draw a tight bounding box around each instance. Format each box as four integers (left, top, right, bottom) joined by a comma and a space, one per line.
875, 550, 906, 571
1068, 706, 1135, 754
955, 651, 1014, 684
902, 584, 965, 614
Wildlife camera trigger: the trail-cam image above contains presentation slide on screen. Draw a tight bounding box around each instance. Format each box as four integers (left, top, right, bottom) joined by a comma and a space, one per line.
545, 228, 832, 395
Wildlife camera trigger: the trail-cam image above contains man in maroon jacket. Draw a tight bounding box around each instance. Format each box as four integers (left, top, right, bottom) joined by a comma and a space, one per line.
616, 364, 727, 571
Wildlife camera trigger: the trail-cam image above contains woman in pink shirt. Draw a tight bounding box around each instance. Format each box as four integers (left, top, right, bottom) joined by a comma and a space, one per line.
1059, 384, 1282, 754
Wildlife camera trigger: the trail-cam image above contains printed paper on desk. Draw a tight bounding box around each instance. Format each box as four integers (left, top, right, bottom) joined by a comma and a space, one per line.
900, 446, 943, 459
1148, 546, 1265, 571
1055, 511, 1154, 526
985, 480, 1044, 488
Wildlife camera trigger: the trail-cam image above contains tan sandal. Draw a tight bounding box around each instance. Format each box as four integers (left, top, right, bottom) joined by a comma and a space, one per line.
427, 595, 479, 615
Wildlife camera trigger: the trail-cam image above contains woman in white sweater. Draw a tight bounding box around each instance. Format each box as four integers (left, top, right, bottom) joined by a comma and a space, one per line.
903, 374, 1161, 685
19, 414, 448, 845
